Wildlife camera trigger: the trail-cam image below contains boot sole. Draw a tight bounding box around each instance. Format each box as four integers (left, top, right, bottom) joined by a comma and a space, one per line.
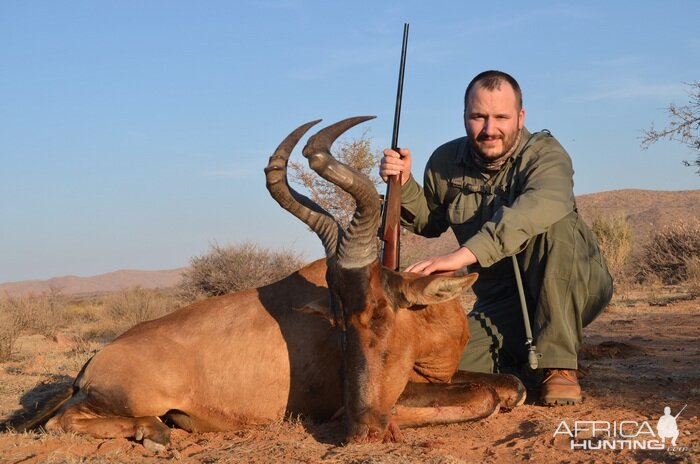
541, 396, 581, 406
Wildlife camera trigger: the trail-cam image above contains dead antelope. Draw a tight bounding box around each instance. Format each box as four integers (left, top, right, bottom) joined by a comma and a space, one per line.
8, 117, 525, 448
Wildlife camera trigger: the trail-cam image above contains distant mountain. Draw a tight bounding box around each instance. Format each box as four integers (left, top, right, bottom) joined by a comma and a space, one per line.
0, 268, 185, 297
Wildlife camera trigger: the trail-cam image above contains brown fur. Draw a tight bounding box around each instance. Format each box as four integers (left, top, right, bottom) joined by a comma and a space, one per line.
42, 259, 342, 443
28, 256, 524, 446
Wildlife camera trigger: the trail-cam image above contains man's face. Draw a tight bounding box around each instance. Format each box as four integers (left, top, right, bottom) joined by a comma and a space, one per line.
464, 83, 525, 160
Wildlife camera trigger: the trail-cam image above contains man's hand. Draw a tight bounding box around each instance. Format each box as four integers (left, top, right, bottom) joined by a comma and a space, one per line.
380, 148, 412, 186
405, 247, 478, 275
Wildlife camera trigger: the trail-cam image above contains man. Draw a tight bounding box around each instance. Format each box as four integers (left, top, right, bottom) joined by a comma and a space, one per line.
380, 70, 613, 405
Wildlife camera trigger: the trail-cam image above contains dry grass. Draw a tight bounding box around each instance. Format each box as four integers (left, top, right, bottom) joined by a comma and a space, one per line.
685, 255, 700, 295
62, 301, 102, 325
87, 287, 181, 341
65, 336, 101, 372
589, 213, 633, 283
0, 288, 183, 346
0, 303, 22, 361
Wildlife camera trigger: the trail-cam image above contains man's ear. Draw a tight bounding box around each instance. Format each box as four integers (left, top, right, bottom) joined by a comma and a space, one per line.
401, 272, 479, 307
293, 296, 336, 326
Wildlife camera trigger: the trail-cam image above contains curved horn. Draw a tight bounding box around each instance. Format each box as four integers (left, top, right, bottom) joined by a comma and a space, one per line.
302, 116, 380, 268
265, 120, 342, 258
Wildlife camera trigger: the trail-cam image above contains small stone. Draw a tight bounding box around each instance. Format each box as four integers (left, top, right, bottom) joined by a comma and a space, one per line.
53, 333, 74, 346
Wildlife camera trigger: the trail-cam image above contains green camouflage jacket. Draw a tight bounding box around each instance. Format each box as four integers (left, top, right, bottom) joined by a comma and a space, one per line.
400, 128, 577, 270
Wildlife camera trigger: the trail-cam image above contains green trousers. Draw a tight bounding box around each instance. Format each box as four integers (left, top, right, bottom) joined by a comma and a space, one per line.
459, 211, 614, 373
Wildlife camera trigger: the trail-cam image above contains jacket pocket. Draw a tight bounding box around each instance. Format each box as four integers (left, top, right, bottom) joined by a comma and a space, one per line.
446, 192, 479, 226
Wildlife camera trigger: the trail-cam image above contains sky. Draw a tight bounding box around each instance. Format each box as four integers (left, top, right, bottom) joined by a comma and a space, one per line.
1, 0, 699, 283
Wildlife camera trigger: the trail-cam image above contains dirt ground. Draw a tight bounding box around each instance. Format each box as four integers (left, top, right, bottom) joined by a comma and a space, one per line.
1, 287, 698, 464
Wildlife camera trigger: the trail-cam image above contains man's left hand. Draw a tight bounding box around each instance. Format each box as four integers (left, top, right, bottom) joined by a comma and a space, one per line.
404, 247, 478, 275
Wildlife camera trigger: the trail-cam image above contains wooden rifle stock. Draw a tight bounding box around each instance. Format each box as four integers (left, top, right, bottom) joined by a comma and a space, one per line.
380, 23, 409, 271
381, 174, 402, 270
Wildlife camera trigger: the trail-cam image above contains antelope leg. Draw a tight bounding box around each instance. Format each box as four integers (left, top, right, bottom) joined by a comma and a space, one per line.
46, 404, 171, 446
450, 371, 527, 409
391, 382, 500, 428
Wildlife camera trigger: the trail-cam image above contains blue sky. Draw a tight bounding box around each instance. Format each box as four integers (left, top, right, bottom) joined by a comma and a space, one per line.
2, 1, 699, 282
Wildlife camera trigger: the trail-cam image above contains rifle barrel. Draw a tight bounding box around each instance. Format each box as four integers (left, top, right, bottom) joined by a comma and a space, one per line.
391, 23, 409, 151
380, 23, 409, 272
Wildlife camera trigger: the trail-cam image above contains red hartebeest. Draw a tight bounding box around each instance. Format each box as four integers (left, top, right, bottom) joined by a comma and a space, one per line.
8, 117, 524, 449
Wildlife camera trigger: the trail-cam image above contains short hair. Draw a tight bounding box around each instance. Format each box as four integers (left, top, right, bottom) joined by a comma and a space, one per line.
464, 70, 523, 110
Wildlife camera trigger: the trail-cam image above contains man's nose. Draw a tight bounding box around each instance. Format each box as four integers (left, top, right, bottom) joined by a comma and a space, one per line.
482, 117, 497, 135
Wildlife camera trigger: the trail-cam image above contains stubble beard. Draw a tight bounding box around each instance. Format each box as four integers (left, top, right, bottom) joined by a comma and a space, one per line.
470, 118, 521, 161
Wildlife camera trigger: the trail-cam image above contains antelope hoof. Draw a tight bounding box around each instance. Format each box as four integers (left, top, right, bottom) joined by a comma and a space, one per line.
143, 438, 167, 453
500, 375, 528, 410
382, 422, 403, 443
348, 424, 383, 444
349, 422, 403, 444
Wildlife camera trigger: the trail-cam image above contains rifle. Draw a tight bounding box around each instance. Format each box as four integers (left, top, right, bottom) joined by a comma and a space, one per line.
380, 23, 409, 271
674, 404, 687, 419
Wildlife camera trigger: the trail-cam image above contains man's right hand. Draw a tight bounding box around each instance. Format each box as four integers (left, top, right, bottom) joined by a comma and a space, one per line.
380, 148, 412, 186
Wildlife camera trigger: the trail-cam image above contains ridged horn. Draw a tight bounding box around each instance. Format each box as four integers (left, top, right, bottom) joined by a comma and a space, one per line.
302, 116, 380, 268
265, 119, 342, 258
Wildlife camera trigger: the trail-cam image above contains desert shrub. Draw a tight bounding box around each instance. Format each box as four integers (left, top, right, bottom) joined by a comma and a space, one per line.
3, 289, 66, 335
686, 255, 700, 281
0, 288, 67, 361
684, 256, 700, 294
637, 221, 700, 284
178, 242, 305, 302
27, 287, 66, 337
589, 214, 634, 283
100, 286, 180, 338
0, 299, 23, 361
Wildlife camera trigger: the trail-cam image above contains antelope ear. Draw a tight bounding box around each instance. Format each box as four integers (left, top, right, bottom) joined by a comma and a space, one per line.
402, 273, 478, 307
293, 297, 336, 326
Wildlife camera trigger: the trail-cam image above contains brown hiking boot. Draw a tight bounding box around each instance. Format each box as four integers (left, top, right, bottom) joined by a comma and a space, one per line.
541, 369, 581, 405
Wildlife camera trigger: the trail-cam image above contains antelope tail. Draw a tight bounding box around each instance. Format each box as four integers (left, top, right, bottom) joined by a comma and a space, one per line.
2, 384, 74, 432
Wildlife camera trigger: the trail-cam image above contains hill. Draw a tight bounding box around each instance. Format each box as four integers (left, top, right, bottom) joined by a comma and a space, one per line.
575, 189, 700, 248
0, 268, 185, 297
